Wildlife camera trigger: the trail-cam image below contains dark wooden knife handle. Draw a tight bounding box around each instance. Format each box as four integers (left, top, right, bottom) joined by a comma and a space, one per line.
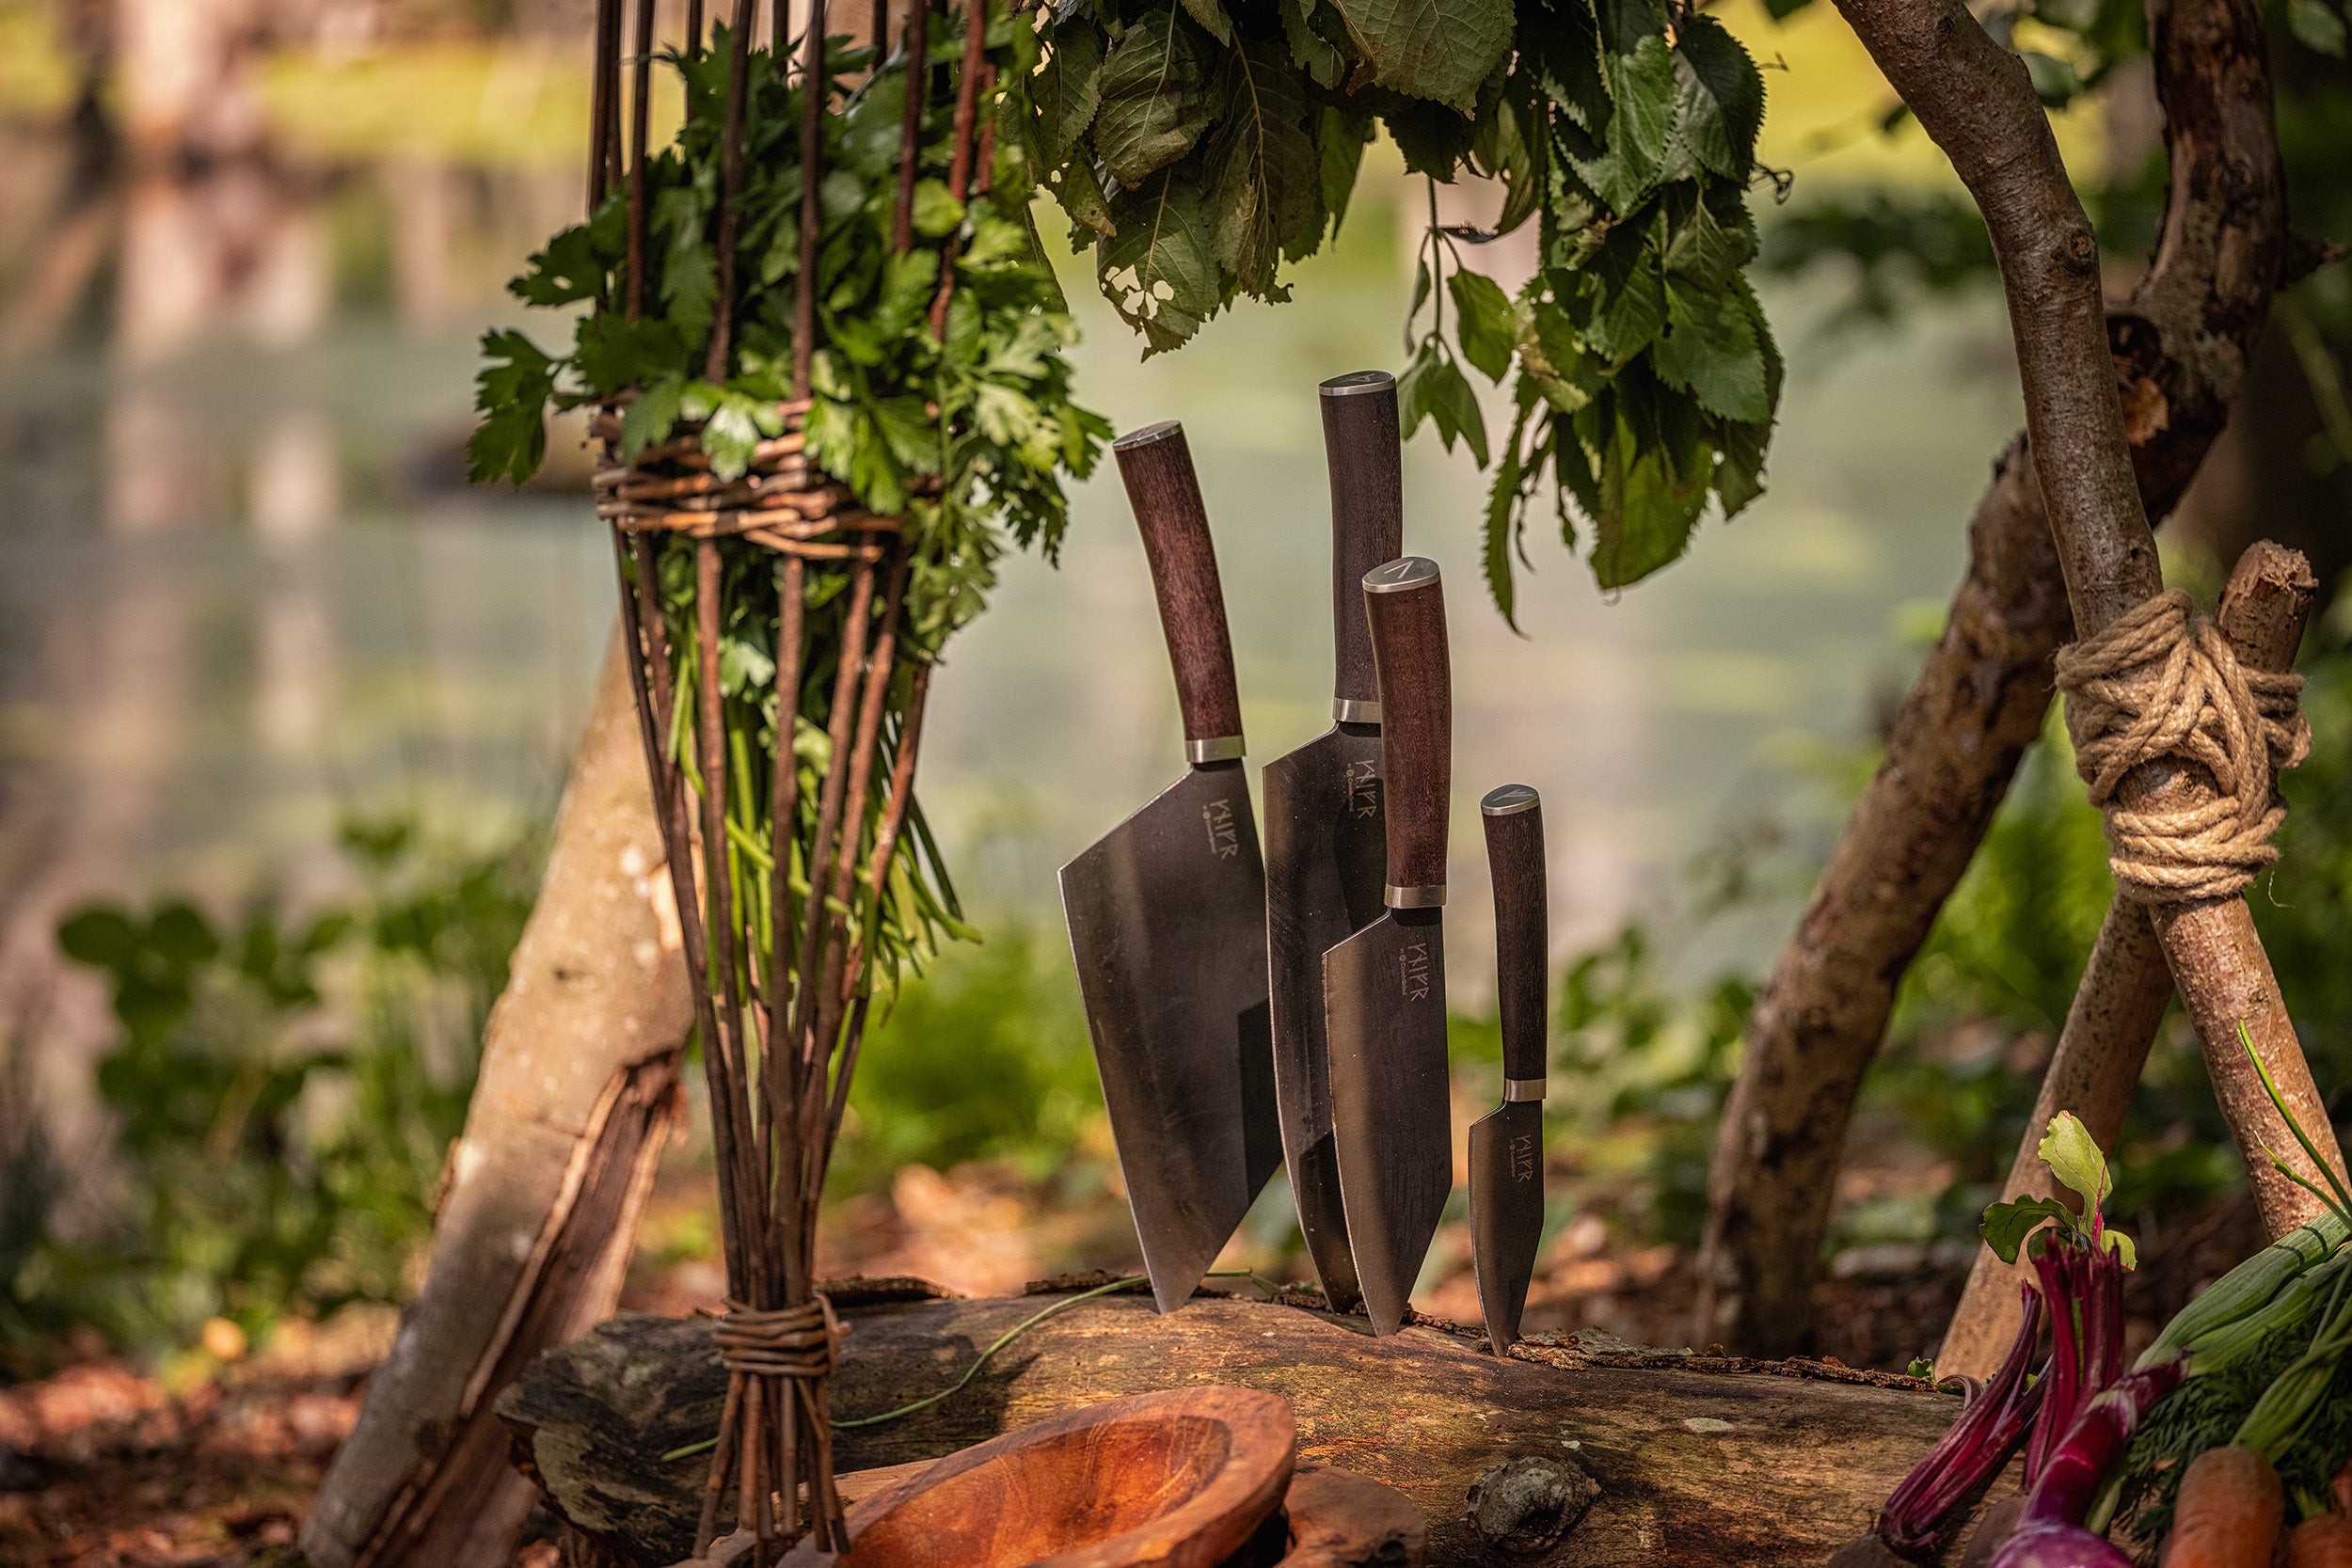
1362, 557, 1450, 904
1319, 372, 1403, 718
1114, 420, 1246, 760
1482, 784, 1548, 1086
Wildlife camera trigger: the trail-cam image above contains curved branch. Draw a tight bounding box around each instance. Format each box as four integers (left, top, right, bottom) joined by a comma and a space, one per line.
1696, 0, 2288, 1356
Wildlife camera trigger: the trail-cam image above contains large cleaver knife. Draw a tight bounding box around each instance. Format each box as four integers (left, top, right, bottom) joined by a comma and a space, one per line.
1060, 420, 1281, 1313
1323, 556, 1453, 1336
1262, 371, 1405, 1311
1470, 784, 1548, 1352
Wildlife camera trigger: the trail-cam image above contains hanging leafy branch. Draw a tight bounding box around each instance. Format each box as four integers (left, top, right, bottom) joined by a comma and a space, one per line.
1001, 0, 1783, 600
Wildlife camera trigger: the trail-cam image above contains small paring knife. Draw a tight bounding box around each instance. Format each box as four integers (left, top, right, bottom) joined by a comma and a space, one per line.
1469, 783, 1548, 1353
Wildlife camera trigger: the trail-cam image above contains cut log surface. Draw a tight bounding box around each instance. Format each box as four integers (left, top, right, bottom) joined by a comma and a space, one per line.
497, 1291, 1963, 1567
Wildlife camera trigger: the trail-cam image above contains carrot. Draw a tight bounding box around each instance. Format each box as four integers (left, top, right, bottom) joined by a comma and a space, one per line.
2161, 1447, 2284, 1568
2291, 1513, 2352, 1568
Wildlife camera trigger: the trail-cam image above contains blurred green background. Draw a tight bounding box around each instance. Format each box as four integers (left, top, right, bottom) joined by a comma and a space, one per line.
4, 0, 2351, 1377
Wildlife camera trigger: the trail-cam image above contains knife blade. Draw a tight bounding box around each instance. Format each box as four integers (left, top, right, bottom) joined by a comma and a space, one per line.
1263, 370, 1404, 1312
1469, 783, 1548, 1352
1323, 555, 1452, 1336
1059, 420, 1281, 1313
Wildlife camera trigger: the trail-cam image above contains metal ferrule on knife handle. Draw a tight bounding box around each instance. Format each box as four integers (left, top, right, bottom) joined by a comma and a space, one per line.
1362, 558, 1450, 908
1482, 784, 1548, 1101
1113, 420, 1248, 764
1319, 372, 1404, 727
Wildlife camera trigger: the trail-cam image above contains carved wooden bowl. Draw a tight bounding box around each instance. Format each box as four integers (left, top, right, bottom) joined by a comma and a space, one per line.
784, 1386, 1296, 1568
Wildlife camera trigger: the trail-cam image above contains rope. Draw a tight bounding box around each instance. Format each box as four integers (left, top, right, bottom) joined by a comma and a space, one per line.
2056, 589, 2310, 903
712, 1295, 845, 1379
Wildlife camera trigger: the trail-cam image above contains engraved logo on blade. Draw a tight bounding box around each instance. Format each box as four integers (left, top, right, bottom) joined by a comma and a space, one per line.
1202, 799, 1240, 860
1397, 941, 1431, 1003
1510, 1132, 1539, 1183
1344, 758, 1379, 821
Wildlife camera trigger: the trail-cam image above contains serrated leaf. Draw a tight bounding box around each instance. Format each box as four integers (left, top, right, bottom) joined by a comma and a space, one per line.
1980, 1195, 2074, 1265
619, 373, 687, 463
1179, 0, 1235, 43
1583, 252, 1667, 363
1654, 277, 1769, 421
1450, 270, 1518, 382
1037, 20, 1107, 161
1282, 0, 1348, 87
1715, 416, 1770, 515
1095, 6, 1214, 185
1202, 42, 1320, 294
1520, 297, 1597, 413
1326, 0, 1513, 113
1099, 168, 1222, 353
510, 221, 608, 307
1048, 154, 1118, 240
1319, 109, 1373, 241
2292, 0, 2347, 54
1406, 352, 1489, 465
2038, 1111, 2113, 1215
1670, 15, 1765, 180
1568, 26, 1675, 211
1661, 198, 1754, 291
1589, 397, 1708, 588
467, 328, 559, 485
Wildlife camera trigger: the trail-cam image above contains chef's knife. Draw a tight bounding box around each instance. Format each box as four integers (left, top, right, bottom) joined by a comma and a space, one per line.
1263, 371, 1404, 1312
1060, 420, 1281, 1313
1469, 784, 1548, 1353
1322, 556, 1452, 1336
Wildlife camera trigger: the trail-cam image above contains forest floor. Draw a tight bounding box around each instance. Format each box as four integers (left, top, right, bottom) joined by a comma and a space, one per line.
5, 1140, 2268, 1568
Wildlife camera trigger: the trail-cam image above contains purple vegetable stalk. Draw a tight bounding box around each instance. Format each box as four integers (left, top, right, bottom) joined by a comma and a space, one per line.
1989, 1354, 2188, 1568
1877, 1283, 2049, 1560
2023, 1238, 2128, 1482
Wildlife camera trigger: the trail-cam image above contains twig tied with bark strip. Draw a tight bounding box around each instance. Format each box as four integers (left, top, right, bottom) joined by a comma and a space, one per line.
588, 0, 977, 1557
1803, 0, 2345, 1373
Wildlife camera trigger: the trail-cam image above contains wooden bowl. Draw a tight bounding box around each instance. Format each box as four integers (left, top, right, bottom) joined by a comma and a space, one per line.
785, 1386, 1295, 1567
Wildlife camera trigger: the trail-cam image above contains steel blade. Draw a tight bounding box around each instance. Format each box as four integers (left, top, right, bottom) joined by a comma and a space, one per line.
1323, 907, 1451, 1335
1060, 761, 1279, 1311
1468, 1099, 1543, 1350
1262, 724, 1387, 1310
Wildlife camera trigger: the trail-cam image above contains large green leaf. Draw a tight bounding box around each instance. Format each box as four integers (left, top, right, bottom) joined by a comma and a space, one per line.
1201, 42, 1319, 295
1667, 15, 1765, 181
1094, 6, 1215, 185
1653, 277, 1769, 421
1099, 168, 1223, 353
1179, 0, 1236, 44
1037, 20, 1106, 163
1326, 0, 1513, 113
1282, 0, 1349, 88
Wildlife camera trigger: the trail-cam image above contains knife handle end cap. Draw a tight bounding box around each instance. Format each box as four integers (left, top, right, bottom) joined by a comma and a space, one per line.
1386, 881, 1446, 909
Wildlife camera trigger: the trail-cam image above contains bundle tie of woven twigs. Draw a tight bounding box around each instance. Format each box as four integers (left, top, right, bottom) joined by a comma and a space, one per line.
714, 1295, 847, 1379
2057, 588, 2311, 902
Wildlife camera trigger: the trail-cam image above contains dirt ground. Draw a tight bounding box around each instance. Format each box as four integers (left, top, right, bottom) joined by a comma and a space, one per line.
4, 1138, 2270, 1568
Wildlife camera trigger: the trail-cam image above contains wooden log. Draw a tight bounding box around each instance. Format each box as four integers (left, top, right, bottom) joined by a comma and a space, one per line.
496, 1291, 1970, 1567
302, 632, 694, 1568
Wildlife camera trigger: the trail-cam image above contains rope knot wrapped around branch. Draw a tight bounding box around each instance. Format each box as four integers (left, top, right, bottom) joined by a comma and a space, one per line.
2056, 588, 2309, 903
713, 1295, 844, 1380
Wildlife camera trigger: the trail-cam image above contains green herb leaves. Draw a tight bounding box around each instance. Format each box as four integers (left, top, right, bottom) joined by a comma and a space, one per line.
1979, 1111, 2137, 1269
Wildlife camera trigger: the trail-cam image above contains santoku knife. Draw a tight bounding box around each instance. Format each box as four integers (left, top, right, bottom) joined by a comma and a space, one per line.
1059, 420, 1281, 1312
1262, 370, 1405, 1312
1469, 783, 1548, 1353
1322, 555, 1453, 1336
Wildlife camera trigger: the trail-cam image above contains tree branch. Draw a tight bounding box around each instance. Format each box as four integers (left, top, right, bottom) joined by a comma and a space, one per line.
1697, 0, 2293, 1355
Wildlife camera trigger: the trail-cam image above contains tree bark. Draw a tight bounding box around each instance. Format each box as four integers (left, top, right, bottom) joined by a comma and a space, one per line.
1697, 0, 2291, 1356
301, 632, 694, 1568
1836, 0, 2344, 1307
497, 1291, 1978, 1568
1938, 541, 2318, 1378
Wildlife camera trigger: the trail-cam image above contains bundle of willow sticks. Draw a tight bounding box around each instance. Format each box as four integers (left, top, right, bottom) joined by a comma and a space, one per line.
584, 0, 997, 1557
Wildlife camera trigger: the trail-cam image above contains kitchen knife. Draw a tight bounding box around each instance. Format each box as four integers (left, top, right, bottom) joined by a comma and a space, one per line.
1322, 555, 1452, 1336
1262, 370, 1404, 1312
1060, 420, 1281, 1313
1469, 783, 1548, 1353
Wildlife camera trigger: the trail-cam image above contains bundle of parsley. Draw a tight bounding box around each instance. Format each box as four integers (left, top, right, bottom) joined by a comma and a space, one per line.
469, 14, 1108, 1003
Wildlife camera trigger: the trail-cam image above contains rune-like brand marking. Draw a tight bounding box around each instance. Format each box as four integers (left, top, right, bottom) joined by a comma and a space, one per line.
1397, 940, 1431, 1003
1510, 1132, 1539, 1182
1202, 798, 1240, 860
1344, 757, 1380, 820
